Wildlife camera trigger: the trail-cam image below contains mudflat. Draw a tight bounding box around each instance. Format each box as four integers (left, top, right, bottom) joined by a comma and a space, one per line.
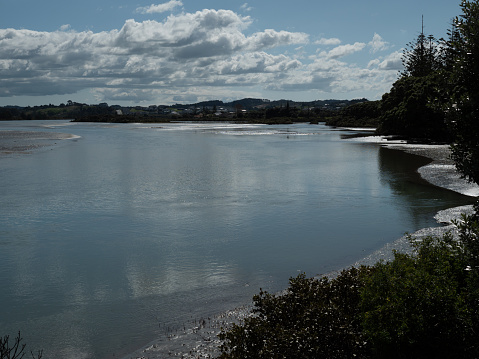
0, 130, 76, 154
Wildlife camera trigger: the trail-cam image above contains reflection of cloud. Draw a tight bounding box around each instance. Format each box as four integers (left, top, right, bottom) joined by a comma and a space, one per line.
126, 258, 235, 298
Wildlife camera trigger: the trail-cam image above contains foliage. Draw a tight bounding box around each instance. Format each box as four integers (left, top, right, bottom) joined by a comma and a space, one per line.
376, 16, 453, 143
360, 233, 478, 358
0, 332, 42, 359
446, 0, 479, 186
325, 100, 381, 128
377, 74, 451, 142
401, 29, 441, 78
219, 267, 374, 359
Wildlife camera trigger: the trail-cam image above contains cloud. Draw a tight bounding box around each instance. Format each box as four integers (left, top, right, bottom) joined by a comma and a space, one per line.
323, 42, 366, 59
377, 51, 403, 70
0, 7, 402, 104
0, 9, 311, 103
369, 33, 389, 53
315, 37, 341, 46
137, 0, 183, 14
240, 3, 253, 12
367, 51, 403, 71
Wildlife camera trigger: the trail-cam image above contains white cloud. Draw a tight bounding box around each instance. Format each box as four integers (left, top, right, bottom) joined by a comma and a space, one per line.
368, 59, 380, 68
240, 3, 253, 12
323, 42, 366, 59
315, 37, 341, 46
369, 33, 389, 53
0, 9, 310, 103
376, 50, 403, 71
0, 7, 402, 104
137, 0, 183, 14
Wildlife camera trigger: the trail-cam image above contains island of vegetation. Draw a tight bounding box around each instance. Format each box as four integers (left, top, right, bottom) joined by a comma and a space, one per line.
2, 0, 479, 358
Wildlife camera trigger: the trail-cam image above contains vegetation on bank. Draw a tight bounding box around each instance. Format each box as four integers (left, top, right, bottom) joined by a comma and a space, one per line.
219, 1, 479, 357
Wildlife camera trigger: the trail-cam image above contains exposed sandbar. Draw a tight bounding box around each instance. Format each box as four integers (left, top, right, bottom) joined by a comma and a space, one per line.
0, 130, 78, 155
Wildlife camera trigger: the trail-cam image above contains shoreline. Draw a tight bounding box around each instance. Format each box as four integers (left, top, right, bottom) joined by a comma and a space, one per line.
124, 136, 479, 359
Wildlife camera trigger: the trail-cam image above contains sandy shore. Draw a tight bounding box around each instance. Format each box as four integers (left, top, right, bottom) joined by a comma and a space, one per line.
0, 130, 78, 155
124, 139, 479, 359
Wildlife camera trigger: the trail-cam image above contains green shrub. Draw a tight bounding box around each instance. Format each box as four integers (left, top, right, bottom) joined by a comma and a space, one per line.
360, 234, 477, 358
219, 267, 373, 359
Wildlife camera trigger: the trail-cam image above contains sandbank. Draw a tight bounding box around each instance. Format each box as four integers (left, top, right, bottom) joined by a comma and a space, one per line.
0, 130, 79, 155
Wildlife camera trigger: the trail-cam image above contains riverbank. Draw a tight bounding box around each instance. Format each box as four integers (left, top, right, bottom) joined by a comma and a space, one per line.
124, 137, 479, 359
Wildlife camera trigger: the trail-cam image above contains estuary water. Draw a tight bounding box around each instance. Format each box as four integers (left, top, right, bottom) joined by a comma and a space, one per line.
0, 120, 473, 358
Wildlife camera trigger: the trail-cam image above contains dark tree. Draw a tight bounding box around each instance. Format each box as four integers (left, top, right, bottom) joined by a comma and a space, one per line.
377, 16, 451, 142
401, 16, 441, 78
447, 0, 479, 187
377, 74, 451, 142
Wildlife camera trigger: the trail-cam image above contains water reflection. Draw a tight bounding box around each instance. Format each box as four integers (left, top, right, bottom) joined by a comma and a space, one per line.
377, 146, 474, 228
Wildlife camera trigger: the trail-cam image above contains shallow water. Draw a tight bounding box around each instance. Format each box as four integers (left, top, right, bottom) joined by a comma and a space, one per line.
0, 121, 473, 358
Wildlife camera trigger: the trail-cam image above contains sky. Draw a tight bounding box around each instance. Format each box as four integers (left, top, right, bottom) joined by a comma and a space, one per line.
0, 0, 462, 107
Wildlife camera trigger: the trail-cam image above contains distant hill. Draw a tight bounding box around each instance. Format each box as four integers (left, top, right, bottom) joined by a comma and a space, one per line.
171, 98, 369, 111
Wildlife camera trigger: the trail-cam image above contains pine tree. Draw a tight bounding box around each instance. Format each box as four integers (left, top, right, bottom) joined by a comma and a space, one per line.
401, 16, 441, 77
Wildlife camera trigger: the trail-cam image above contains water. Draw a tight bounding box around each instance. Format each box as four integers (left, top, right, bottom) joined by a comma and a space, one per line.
0, 120, 472, 358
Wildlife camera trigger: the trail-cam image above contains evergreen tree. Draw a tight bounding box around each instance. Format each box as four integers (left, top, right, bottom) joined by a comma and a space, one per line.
401, 16, 441, 78
377, 17, 449, 142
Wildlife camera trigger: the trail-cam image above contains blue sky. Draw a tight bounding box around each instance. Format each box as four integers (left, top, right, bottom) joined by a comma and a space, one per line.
0, 0, 461, 106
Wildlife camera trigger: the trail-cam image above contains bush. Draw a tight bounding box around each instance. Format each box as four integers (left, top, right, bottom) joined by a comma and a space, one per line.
360, 234, 477, 358
219, 267, 373, 359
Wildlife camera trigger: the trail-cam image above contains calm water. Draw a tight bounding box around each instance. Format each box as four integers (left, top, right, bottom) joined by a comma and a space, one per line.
0, 120, 471, 358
